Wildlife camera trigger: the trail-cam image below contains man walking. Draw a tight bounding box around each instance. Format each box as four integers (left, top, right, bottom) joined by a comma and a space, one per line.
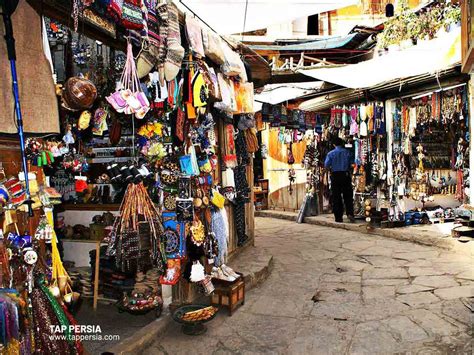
324, 137, 355, 223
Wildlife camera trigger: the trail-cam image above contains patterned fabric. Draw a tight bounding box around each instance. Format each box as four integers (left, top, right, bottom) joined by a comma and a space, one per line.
235, 130, 250, 166
31, 288, 72, 354
121, 0, 144, 30
156, 2, 169, 69
211, 208, 228, 266
164, 1, 184, 80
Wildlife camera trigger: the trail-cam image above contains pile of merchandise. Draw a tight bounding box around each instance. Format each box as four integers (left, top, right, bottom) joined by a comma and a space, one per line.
0, 195, 84, 353
389, 87, 469, 222
262, 84, 470, 227
34, 0, 260, 306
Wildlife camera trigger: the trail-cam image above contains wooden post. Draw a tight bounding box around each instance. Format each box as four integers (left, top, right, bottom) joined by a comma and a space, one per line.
246, 156, 255, 244
93, 241, 100, 310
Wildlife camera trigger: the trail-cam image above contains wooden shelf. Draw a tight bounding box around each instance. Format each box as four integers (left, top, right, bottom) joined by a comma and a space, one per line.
62, 203, 121, 211
87, 157, 131, 164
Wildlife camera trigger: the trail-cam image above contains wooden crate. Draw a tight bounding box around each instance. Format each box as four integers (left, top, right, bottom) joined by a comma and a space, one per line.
210, 277, 245, 316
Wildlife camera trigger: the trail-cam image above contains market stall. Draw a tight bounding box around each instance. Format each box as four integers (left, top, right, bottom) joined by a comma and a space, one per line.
0, 0, 267, 349
291, 2, 473, 233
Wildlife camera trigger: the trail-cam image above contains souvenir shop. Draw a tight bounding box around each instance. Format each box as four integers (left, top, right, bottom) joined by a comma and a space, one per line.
314, 81, 471, 227
383, 84, 470, 225
257, 103, 322, 212
258, 75, 471, 229
0, 0, 261, 350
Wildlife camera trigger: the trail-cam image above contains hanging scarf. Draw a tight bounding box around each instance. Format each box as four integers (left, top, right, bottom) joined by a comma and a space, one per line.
31, 287, 72, 354
341, 106, 348, 127
456, 169, 464, 201
408, 106, 417, 137
223, 124, 237, 168
211, 209, 228, 266
402, 105, 409, 134
235, 130, 250, 166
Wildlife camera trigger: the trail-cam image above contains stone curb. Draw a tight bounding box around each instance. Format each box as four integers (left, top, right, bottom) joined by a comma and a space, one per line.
107, 310, 172, 355
256, 211, 474, 257
106, 247, 274, 354
240, 255, 274, 291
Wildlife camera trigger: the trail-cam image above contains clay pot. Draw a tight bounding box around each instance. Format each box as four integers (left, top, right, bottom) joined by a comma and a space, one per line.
62, 77, 97, 111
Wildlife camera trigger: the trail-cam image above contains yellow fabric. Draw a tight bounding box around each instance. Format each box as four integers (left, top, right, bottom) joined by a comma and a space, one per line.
210, 189, 225, 208
45, 208, 70, 283
192, 72, 207, 107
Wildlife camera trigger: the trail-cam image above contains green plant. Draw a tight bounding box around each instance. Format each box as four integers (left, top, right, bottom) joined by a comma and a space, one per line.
377, 2, 461, 48
426, 4, 444, 38
444, 4, 461, 26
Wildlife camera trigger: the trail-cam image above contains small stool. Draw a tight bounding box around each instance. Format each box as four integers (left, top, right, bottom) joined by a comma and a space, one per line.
211, 275, 245, 316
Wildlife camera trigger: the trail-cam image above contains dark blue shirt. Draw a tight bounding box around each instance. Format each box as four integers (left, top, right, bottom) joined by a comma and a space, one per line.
324, 146, 353, 172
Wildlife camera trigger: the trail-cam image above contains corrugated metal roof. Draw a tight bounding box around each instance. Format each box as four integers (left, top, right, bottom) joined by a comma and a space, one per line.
249, 33, 360, 51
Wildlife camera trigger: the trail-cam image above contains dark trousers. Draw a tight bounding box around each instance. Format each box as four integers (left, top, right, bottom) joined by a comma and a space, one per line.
331, 171, 354, 222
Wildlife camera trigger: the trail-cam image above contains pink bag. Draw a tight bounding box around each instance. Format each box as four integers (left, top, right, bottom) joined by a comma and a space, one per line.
185, 15, 205, 58
106, 41, 149, 119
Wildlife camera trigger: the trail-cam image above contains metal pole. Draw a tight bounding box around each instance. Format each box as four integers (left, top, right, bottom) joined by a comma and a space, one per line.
2, 0, 34, 216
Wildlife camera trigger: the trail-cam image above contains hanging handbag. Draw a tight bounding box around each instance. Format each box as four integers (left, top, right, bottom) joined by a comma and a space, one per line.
244, 128, 259, 154
121, 0, 144, 30
198, 156, 212, 173
190, 261, 206, 282
162, 212, 186, 259
202, 29, 225, 65
176, 198, 194, 222
234, 82, 254, 114
185, 15, 205, 57
199, 65, 221, 102
210, 188, 226, 209
159, 259, 181, 285
190, 218, 206, 246
179, 155, 194, 176
222, 168, 235, 188
106, 41, 150, 119
214, 74, 232, 112
221, 43, 243, 77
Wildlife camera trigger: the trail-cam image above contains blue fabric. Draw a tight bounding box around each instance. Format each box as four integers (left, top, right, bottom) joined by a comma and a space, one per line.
324, 146, 353, 172
211, 209, 228, 267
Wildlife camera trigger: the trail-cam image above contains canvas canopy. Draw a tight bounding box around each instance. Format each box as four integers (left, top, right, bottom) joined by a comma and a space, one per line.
298, 27, 461, 90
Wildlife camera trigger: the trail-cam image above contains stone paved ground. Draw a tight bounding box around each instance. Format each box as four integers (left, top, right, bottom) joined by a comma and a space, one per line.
142, 217, 474, 355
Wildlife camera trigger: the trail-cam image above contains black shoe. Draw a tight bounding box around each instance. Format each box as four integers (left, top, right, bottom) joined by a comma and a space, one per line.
348, 216, 356, 223
335, 218, 343, 223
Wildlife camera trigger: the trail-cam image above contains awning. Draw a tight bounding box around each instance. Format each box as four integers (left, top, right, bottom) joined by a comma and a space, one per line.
298, 66, 465, 112
177, 0, 358, 35
255, 81, 324, 105
298, 27, 462, 89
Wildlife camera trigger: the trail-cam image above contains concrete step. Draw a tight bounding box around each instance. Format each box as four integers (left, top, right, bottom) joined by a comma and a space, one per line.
108, 245, 273, 354
228, 246, 274, 291
256, 210, 474, 257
